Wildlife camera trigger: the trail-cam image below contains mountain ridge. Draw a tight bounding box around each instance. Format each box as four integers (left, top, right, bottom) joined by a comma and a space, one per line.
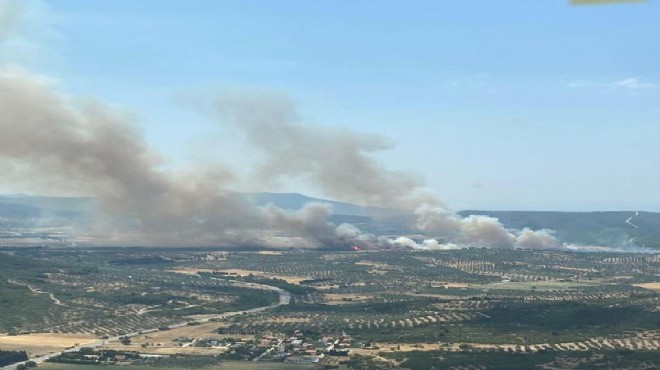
2, 194, 660, 248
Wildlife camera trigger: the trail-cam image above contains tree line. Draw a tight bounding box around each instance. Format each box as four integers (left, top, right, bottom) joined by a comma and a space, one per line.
0, 350, 28, 367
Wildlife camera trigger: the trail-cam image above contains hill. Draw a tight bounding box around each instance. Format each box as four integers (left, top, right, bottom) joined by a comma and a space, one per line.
0, 195, 97, 219
2, 194, 660, 248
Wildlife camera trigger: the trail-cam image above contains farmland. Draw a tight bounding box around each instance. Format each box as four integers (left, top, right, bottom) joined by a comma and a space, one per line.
0, 247, 659, 369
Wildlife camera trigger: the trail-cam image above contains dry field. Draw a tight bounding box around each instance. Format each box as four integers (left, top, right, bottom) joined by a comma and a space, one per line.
351, 342, 446, 355
104, 345, 228, 356
635, 282, 660, 291
99, 322, 253, 355
126, 322, 221, 343
0, 333, 96, 357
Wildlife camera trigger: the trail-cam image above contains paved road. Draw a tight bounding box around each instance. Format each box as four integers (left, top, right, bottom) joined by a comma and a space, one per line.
1, 278, 291, 370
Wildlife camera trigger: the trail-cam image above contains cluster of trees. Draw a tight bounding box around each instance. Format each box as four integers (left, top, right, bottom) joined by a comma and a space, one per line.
478, 301, 655, 331
0, 350, 28, 367
48, 348, 140, 365
203, 272, 316, 295
0, 254, 64, 332
16, 361, 37, 370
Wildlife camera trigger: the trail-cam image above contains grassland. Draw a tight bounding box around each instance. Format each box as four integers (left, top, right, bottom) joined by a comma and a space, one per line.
0, 333, 96, 357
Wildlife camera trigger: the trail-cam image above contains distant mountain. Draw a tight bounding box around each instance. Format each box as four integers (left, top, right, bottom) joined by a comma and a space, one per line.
0, 193, 381, 219
0, 193, 400, 239
2, 194, 660, 248
0, 202, 42, 218
0, 195, 98, 220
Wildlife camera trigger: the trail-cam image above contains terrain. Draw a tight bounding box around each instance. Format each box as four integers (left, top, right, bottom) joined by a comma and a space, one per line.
2, 194, 660, 250
0, 247, 658, 370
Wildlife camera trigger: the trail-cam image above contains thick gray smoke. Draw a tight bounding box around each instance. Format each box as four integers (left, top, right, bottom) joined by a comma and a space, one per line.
0, 68, 257, 245
213, 93, 563, 250
0, 2, 593, 252
0, 68, 393, 248
260, 203, 389, 249
214, 92, 430, 210
515, 228, 562, 250
0, 67, 563, 250
458, 215, 516, 248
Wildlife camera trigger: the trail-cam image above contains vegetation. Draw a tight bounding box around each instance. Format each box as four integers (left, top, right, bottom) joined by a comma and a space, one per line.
203, 272, 316, 295
0, 251, 279, 335
1, 248, 659, 370
0, 350, 28, 367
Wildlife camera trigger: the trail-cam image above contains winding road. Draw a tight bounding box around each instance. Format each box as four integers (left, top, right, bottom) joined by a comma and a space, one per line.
1, 278, 291, 370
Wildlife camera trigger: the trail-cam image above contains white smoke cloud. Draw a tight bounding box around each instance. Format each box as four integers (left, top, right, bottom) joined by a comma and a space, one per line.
259, 202, 390, 249
514, 228, 563, 250
392, 236, 461, 250
414, 204, 461, 236
415, 208, 563, 250
456, 215, 516, 248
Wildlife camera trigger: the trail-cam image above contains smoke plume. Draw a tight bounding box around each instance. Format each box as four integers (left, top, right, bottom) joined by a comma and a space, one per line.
0, 67, 563, 250
0, 1, 596, 252
514, 228, 563, 250
214, 92, 432, 210
0, 68, 256, 245
260, 203, 389, 249
213, 93, 563, 250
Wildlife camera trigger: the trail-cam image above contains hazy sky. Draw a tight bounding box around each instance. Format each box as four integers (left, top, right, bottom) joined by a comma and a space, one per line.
3, 0, 660, 211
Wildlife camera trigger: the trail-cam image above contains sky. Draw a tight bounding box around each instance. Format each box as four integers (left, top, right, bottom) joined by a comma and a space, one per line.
2, 0, 660, 211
